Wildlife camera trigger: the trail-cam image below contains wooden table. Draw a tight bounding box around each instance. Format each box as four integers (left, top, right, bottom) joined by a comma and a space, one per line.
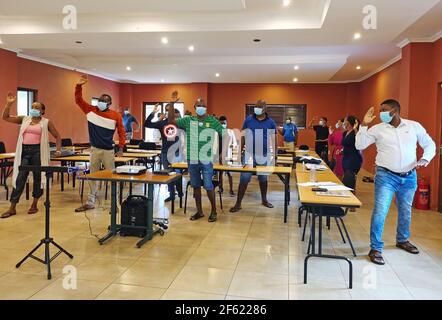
296, 158, 362, 289
171, 163, 293, 223
51, 155, 138, 190
0, 153, 15, 200
78, 170, 182, 247
127, 149, 162, 155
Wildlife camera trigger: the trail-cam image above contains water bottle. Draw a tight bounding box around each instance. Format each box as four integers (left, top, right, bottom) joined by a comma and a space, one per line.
310, 167, 317, 182
302, 161, 306, 172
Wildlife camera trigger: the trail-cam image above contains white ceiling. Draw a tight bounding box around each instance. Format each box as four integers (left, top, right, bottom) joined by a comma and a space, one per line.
0, 0, 441, 83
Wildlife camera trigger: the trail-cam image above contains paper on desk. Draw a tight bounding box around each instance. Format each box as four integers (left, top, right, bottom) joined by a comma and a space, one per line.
297, 182, 337, 187
305, 163, 328, 171
322, 185, 354, 191
316, 191, 352, 197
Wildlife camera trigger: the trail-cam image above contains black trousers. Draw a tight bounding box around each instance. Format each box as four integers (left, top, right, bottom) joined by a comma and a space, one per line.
10, 144, 43, 204
315, 142, 328, 163
342, 168, 360, 192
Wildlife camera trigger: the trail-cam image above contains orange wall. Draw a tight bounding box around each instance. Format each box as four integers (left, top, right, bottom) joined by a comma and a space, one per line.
0, 50, 19, 151
16, 58, 121, 147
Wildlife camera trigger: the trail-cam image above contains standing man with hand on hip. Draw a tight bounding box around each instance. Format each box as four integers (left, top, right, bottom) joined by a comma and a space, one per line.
74, 75, 126, 212
356, 99, 436, 265
308, 116, 330, 162
122, 107, 140, 141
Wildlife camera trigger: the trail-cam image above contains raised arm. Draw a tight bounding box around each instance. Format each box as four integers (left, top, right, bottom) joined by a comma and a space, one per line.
47, 120, 62, 155
167, 91, 180, 125
355, 107, 377, 150
2, 92, 23, 124
75, 75, 94, 114
308, 116, 317, 129
144, 103, 162, 129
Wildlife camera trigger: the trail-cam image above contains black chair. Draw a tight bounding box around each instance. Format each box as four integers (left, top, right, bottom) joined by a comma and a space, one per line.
0, 142, 14, 200
136, 142, 158, 169
129, 139, 143, 146
305, 206, 356, 257
61, 138, 73, 147
184, 174, 223, 214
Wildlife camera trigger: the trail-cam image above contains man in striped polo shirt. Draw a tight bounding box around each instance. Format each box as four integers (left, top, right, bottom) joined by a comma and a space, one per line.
74, 75, 126, 212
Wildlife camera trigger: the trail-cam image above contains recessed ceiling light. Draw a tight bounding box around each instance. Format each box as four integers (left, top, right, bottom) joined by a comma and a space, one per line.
215, 73, 220, 77
293, 78, 298, 82
188, 45, 195, 52
126, 66, 131, 71
0, 38, 3, 45
283, 0, 291, 7
253, 39, 261, 43
356, 65, 361, 70
161, 79, 165, 82
161, 37, 168, 44
294, 65, 299, 70
353, 33, 361, 40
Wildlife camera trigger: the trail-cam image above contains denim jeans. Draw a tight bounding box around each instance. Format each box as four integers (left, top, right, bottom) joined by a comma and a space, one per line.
161, 150, 183, 197
188, 161, 214, 190
370, 167, 417, 252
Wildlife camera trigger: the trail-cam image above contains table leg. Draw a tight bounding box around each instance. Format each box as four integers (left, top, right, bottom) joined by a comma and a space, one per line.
137, 183, 154, 248
311, 212, 316, 255
98, 181, 118, 245
60, 161, 65, 191
318, 211, 322, 255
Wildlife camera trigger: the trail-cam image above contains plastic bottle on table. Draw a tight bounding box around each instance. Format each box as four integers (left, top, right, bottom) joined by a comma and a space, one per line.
309, 167, 317, 182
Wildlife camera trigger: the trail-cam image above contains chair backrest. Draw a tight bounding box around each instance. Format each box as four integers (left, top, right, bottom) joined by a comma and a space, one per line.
61, 138, 73, 147
49, 142, 56, 148
0, 141, 6, 153
139, 142, 157, 151
129, 139, 143, 145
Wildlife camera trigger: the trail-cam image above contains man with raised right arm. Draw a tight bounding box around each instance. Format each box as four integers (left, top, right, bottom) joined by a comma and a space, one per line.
355, 99, 436, 265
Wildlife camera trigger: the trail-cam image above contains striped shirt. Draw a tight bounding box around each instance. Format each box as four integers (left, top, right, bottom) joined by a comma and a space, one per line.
75, 85, 126, 150
176, 115, 224, 162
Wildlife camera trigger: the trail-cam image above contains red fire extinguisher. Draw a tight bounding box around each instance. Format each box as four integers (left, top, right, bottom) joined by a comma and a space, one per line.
414, 178, 430, 210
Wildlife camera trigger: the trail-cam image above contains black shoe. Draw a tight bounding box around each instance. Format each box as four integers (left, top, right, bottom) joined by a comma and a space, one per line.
208, 212, 217, 223
190, 212, 205, 221
165, 196, 174, 203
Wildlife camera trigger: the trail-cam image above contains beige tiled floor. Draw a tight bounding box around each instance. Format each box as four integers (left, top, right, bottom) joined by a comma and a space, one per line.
0, 170, 441, 300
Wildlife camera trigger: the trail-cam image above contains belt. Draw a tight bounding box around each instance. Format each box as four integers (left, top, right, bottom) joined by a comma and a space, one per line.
378, 166, 415, 177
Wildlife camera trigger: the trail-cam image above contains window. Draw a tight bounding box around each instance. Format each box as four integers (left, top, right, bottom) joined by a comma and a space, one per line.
17, 88, 36, 116
143, 102, 185, 142
91, 97, 99, 106
245, 104, 307, 129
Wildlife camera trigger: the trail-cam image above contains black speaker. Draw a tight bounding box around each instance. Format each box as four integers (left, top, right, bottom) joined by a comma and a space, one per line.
120, 195, 148, 238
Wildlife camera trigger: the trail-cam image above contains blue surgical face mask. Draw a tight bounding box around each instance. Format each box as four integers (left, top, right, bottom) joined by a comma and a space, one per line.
380, 111, 393, 124
222, 123, 227, 129
195, 106, 206, 116
254, 108, 263, 116
342, 123, 347, 130
97, 101, 109, 111
29, 109, 41, 117
335, 123, 340, 129
124, 110, 129, 115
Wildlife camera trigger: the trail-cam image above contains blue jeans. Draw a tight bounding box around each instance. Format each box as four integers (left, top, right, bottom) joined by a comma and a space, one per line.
161, 150, 183, 198
370, 167, 417, 252
188, 161, 214, 191
239, 159, 270, 184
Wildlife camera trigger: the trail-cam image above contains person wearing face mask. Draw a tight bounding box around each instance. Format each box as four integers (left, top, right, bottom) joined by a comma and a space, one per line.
122, 107, 140, 141
217, 115, 237, 197
230, 100, 277, 213
356, 99, 436, 265
278, 117, 298, 151
168, 95, 227, 223
308, 116, 330, 162
74, 75, 126, 212
145, 102, 184, 202
328, 119, 345, 178
1, 92, 62, 219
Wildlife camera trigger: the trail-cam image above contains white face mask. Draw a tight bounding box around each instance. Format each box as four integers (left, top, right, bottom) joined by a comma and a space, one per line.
286, 120, 291, 124
319, 120, 324, 126
97, 101, 108, 111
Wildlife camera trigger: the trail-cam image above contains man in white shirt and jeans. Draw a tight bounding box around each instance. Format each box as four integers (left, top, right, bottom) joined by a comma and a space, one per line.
356, 99, 436, 265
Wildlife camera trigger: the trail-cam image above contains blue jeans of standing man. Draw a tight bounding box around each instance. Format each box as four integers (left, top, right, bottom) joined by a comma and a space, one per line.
161, 150, 183, 198
370, 167, 417, 252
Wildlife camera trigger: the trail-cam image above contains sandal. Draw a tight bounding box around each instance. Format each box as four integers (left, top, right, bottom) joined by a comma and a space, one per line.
190, 212, 205, 221
396, 241, 419, 254
229, 191, 235, 197
75, 204, 95, 212
368, 249, 385, 265
28, 207, 38, 214
262, 201, 274, 208
1, 210, 17, 219
229, 206, 242, 213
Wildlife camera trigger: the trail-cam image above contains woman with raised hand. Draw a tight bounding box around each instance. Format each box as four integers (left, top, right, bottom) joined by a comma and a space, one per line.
1, 92, 61, 218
